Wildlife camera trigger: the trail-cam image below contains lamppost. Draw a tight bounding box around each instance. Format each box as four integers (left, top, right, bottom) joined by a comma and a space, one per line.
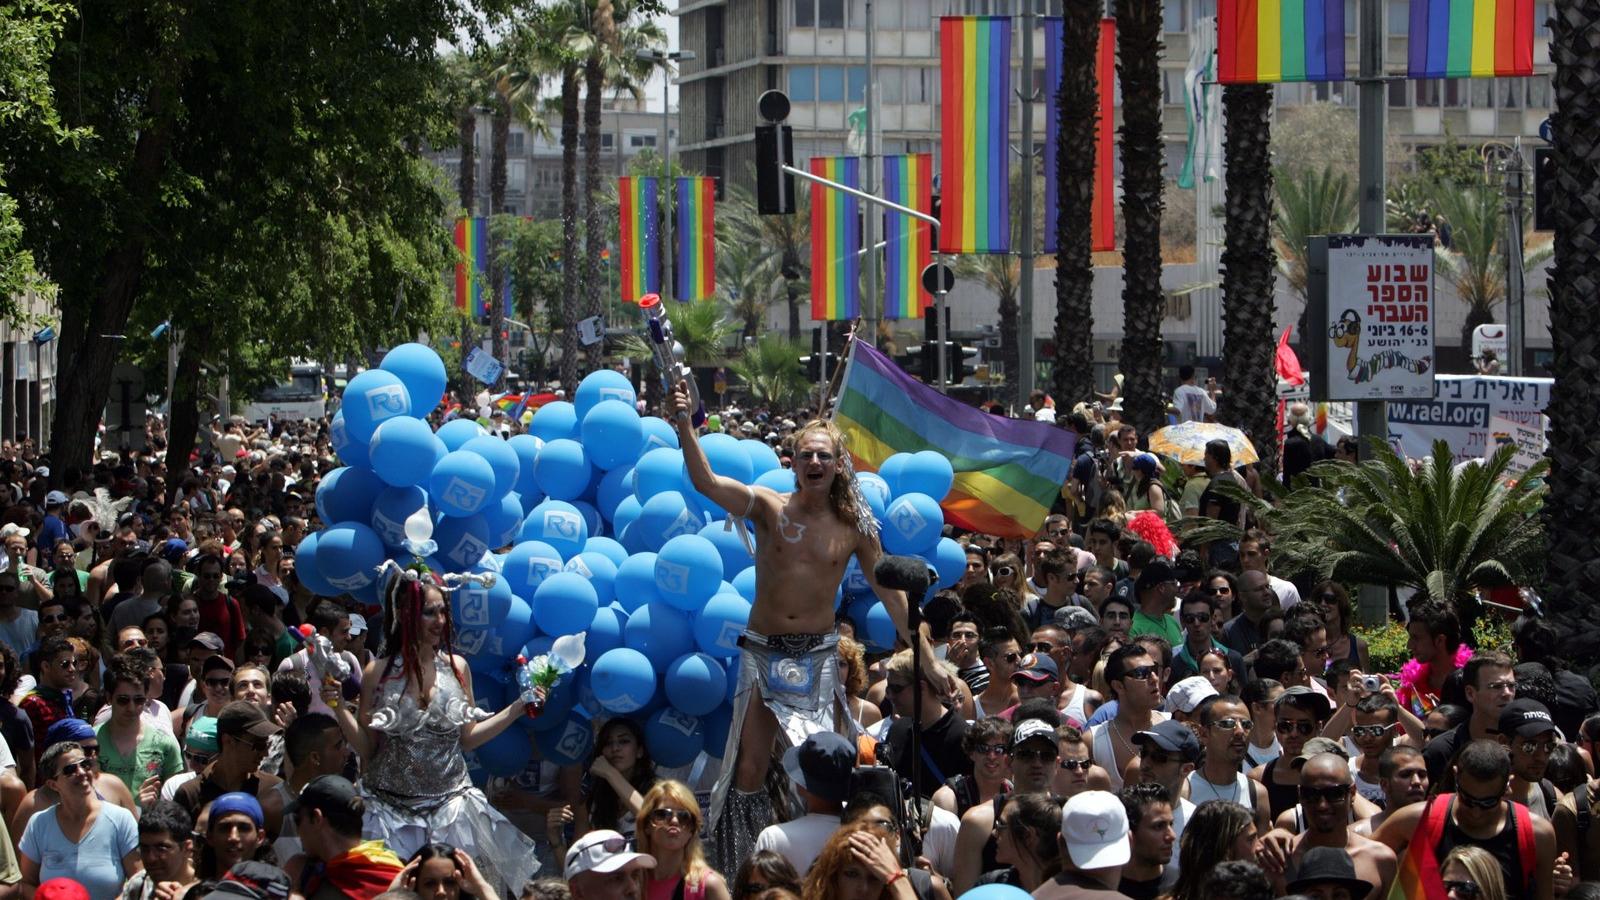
635, 47, 697, 301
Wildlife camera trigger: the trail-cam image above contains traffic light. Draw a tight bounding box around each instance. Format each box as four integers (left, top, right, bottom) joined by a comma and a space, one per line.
798, 353, 836, 380
1535, 146, 1555, 232
949, 344, 980, 382
756, 91, 795, 215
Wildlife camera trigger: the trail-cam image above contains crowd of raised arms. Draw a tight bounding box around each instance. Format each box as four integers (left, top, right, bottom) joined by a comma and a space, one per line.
0, 385, 1584, 900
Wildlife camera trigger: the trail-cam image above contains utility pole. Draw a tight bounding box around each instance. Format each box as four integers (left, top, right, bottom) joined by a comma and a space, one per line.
1018, 0, 1037, 402
863, 0, 879, 348
636, 47, 697, 300
1355, 0, 1387, 625
1504, 143, 1526, 375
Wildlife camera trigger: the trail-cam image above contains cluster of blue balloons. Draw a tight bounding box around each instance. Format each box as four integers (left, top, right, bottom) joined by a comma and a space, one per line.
302, 350, 964, 780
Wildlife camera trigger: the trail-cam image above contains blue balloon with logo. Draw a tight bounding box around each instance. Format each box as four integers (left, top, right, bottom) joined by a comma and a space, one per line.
563, 551, 618, 606
437, 418, 487, 452
329, 411, 370, 468
574, 370, 638, 420
430, 451, 497, 518
754, 468, 796, 493
316, 522, 387, 594
520, 500, 588, 560
453, 576, 515, 649
900, 450, 956, 501
317, 466, 386, 526
644, 707, 705, 768
692, 591, 749, 659
378, 343, 447, 417
432, 514, 491, 572
466, 594, 535, 664
697, 433, 755, 486
532, 571, 597, 637
613, 553, 660, 613
581, 401, 645, 472
882, 492, 944, 555
569, 500, 601, 539
634, 448, 687, 502
294, 532, 338, 597
534, 713, 596, 766
634, 491, 703, 552
341, 369, 412, 442
532, 439, 591, 502
481, 492, 523, 549
696, 521, 753, 576
584, 536, 629, 569
529, 401, 579, 443
956, 887, 1034, 900
623, 602, 695, 669
368, 416, 444, 488
591, 648, 656, 713
462, 435, 520, 501
731, 566, 757, 603
930, 537, 967, 590
639, 416, 680, 453
665, 653, 727, 716
588, 605, 627, 658
877, 453, 913, 498
506, 434, 544, 497
856, 472, 891, 521
502, 540, 565, 598
654, 534, 723, 611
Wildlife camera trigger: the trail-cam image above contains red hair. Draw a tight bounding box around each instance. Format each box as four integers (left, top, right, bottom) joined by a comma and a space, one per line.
1125, 511, 1178, 559
382, 570, 453, 705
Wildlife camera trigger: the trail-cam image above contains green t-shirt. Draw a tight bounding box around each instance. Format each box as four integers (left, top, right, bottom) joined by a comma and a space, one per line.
94, 724, 183, 805
1130, 610, 1183, 647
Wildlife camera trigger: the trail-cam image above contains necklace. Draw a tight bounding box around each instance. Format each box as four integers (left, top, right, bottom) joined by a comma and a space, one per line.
1192, 770, 1242, 805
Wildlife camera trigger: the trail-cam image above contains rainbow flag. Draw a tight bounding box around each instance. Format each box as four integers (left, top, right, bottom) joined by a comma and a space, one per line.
835, 342, 1078, 538
452, 217, 510, 319
618, 176, 660, 302
1043, 17, 1117, 254
881, 154, 933, 320
676, 176, 716, 301
1218, 0, 1347, 83
810, 156, 862, 321
1406, 0, 1534, 78
939, 17, 1012, 254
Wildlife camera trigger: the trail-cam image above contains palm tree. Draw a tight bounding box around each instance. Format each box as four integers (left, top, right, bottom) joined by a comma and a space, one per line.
724, 179, 811, 340
1115, 0, 1166, 436
1052, 3, 1102, 409
1273, 165, 1358, 306
718, 240, 779, 341
731, 335, 810, 408
1428, 180, 1553, 352
1217, 84, 1279, 474
979, 254, 1022, 403
444, 52, 483, 217
529, 2, 587, 393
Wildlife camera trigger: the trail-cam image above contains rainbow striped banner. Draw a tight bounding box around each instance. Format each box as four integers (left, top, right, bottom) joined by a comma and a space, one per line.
676, 176, 716, 301
881, 155, 933, 320
810, 156, 862, 321
1043, 17, 1117, 254
452, 217, 510, 319
939, 17, 1011, 254
618, 176, 660, 303
1406, 0, 1534, 79
835, 341, 1078, 538
1218, 0, 1347, 83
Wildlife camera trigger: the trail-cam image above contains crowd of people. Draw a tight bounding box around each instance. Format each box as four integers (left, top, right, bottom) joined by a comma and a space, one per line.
0, 372, 1584, 900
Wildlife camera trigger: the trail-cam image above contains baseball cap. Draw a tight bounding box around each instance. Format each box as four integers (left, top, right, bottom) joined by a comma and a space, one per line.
1054, 606, 1100, 632
1131, 453, 1160, 475
1275, 685, 1333, 720
44, 491, 68, 507
1132, 720, 1202, 764
187, 717, 220, 754
781, 732, 856, 804
1164, 676, 1220, 715
348, 613, 367, 636
1060, 791, 1131, 869
1012, 719, 1058, 749
209, 792, 264, 828
36, 880, 89, 900
217, 701, 281, 740
1286, 846, 1372, 896
286, 774, 362, 819
1011, 653, 1060, 684
203, 861, 292, 900
202, 654, 236, 676
189, 632, 225, 653
1498, 698, 1557, 739
1291, 737, 1350, 767
1135, 559, 1177, 594
0, 524, 29, 540
564, 830, 656, 880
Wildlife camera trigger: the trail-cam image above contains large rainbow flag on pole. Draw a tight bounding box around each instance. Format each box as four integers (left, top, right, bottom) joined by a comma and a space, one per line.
1218, 0, 1347, 83
676, 176, 716, 301
939, 16, 1012, 254
618, 176, 660, 302
1043, 17, 1116, 254
1406, 0, 1534, 79
881, 154, 933, 320
453, 217, 511, 319
834, 341, 1078, 538
810, 156, 862, 321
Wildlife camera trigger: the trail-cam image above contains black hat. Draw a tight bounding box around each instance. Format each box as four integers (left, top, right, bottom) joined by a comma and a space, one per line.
1498, 698, 1557, 739
1286, 846, 1372, 896
780, 732, 855, 804
1131, 720, 1202, 764
286, 774, 362, 818
217, 701, 281, 740
1275, 685, 1333, 721
1134, 559, 1176, 594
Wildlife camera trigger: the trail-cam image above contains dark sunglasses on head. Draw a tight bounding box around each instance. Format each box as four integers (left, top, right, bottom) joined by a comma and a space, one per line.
1275, 719, 1316, 736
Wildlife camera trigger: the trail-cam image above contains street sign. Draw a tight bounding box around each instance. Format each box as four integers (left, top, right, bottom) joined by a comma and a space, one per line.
106, 362, 148, 452
1306, 234, 1436, 402
1540, 117, 1554, 144
921, 262, 956, 296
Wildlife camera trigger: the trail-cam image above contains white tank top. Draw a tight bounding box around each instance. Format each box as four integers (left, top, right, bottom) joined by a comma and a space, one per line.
1090, 723, 1124, 791
1060, 683, 1088, 725
1185, 769, 1254, 811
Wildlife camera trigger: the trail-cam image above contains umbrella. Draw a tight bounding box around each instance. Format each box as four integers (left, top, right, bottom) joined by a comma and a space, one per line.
1149, 421, 1259, 467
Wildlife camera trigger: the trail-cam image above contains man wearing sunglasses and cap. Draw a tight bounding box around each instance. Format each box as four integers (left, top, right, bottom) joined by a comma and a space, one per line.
564, 829, 656, 900
952, 709, 1065, 894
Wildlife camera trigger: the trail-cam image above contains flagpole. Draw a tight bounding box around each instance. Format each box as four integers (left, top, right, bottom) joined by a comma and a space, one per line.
822, 319, 860, 415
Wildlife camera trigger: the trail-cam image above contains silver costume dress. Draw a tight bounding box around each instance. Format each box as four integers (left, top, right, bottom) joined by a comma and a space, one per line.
362, 654, 539, 893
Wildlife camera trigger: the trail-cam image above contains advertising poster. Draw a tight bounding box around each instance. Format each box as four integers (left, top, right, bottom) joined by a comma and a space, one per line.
1386, 375, 1550, 464
1321, 234, 1436, 401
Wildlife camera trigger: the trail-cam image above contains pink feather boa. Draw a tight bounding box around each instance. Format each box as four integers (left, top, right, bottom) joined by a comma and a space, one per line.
1398, 644, 1474, 711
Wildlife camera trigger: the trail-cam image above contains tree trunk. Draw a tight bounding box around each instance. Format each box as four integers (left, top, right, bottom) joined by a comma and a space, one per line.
1541, 0, 1600, 662
164, 327, 208, 507
1218, 84, 1280, 476
582, 55, 607, 372
782, 251, 803, 341
488, 94, 510, 386
458, 110, 478, 216
1052, 2, 1100, 409
559, 65, 582, 395
1115, 0, 1166, 438
998, 273, 1020, 406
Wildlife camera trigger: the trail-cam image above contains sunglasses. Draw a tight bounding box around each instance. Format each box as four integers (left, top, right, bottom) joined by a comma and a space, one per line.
40, 613, 69, 624
974, 744, 1009, 758
795, 450, 834, 463
1206, 585, 1232, 595
1059, 758, 1094, 772
992, 566, 1016, 579
1210, 717, 1252, 732
1012, 748, 1059, 764
1139, 747, 1175, 765
1000, 652, 1022, 665
1350, 724, 1396, 739
649, 808, 694, 827
114, 695, 147, 707
1180, 611, 1211, 625
54, 760, 90, 778
886, 681, 912, 694
1299, 784, 1350, 806
1120, 664, 1159, 681
1275, 719, 1316, 736
1517, 739, 1558, 756
1456, 788, 1503, 810
185, 751, 215, 766
1443, 881, 1482, 899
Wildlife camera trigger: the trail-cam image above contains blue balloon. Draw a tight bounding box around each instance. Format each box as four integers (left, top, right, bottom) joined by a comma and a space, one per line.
882, 492, 945, 555
701, 705, 734, 759
452, 576, 515, 648
654, 534, 723, 611
634, 448, 687, 501
901, 450, 956, 501
482, 492, 524, 549
430, 451, 497, 518
584, 536, 629, 569
533, 713, 596, 765
613, 553, 661, 614
862, 600, 897, 652
462, 435, 521, 501
316, 522, 387, 593
623, 602, 695, 669
316, 466, 387, 526
473, 727, 532, 776
436, 418, 487, 452
665, 653, 727, 716
379, 343, 447, 418
532, 572, 598, 637
644, 707, 704, 768
564, 551, 619, 606
569, 500, 602, 539
877, 453, 913, 498
698, 433, 755, 486
731, 567, 757, 603
502, 540, 565, 598
529, 401, 579, 443
956, 887, 1034, 900
294, 533, 338, 597
506, 434, 545, 498
856, 472, 891, 521
433, 514, 492, 571
741, 439, 781, 476
841, 556, 872, 598
533, 439, 592, 502
472, 672, 509, 705
591, 648, 657, 713
931, 537, 967, 590
368, 416, 444, 488
329, 411, 370, 468
634, 491, 704, 552
341, 369, 412, 442
697, 521, 753, 576
575, 370, 639, 420
478, 595, 536, 660
520, 500, 589, 560
596, 467, 636, 523
618, 522, 651, 556
581, 401, 645, 472
639, 416, 680, 453
693, 592, 751, 659
753, 468, 796, 493
588, 605, 627, 659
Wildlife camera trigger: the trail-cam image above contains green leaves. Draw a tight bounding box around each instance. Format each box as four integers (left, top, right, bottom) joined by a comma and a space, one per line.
730, 334, 810, 408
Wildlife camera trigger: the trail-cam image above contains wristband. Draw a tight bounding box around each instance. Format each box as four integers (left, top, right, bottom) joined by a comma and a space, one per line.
885, 870, 906, 887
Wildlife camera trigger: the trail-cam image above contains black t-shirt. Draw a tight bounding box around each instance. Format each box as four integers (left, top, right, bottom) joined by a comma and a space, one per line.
1117, 873, 1164, 900
1551, 670, 1598, 739
885, 709, 972, 799
1423, 721, 1472, 784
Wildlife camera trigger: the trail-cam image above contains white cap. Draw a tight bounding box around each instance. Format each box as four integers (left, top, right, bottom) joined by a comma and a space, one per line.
0, 523, 29, 540
348, 613, 367, 636
1164, 675, 1219, 715
44, 490, 68, 507
1061, 791, 1130, 870
564, 830, 655, 880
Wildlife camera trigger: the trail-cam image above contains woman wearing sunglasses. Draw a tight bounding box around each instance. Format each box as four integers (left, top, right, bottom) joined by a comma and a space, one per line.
1441, 845, 1507, 900
988, 553, 1033, 603
18, 742, 142, 900
635, 781, 731, 900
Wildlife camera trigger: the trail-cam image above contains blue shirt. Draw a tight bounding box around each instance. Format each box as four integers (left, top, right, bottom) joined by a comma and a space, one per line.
20, 804, 139, 900
36, 516, 67, 555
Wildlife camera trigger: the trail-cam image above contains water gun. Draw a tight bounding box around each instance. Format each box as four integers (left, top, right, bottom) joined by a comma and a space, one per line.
638, 293, 706, 427
291, 624, 356, 708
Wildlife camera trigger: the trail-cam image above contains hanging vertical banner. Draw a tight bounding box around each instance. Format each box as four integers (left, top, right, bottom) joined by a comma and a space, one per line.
618, 176, 660, 303
1043, 17, 1116, 254
939, 16, 1012, 254
675, 176, 717, 301
881, 154, 934, 320
453, 217, 511, 319
1217, 0, 1347, 83
810, 156, 862, 321
1179, 15, 1223, 189
1406, 0, 1534, 79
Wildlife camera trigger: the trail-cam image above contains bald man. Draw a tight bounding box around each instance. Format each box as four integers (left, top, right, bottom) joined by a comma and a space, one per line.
1256, 753, 1397, 900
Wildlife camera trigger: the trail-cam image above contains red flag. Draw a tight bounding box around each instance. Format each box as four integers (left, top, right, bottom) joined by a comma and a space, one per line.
1275, 327, 1305, 385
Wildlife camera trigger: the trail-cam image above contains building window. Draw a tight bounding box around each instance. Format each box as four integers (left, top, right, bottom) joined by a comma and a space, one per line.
789, 65, 816, 101
1528, 74, 1551, 109
848, 66, 868, 104
795, 0, 814, 27
849, 0, 866, 27
1416, 78, 1441, 108
508, 132, 525, 155
1388, 78, 1408, 107
1470, 78, 1492, 107
1537, 1, 1552, 39
602, 133, 615, 150
1444, 78, 1467, 107
629, 133, 655, 148
818, 65, 845, 101
905, 0, 933, 30
1386, 0, 1409, 35
818, 0, 845, 28
1344, 0, 1356, 33
1162, 69, 1184, 105
1162, 0, 1187, 31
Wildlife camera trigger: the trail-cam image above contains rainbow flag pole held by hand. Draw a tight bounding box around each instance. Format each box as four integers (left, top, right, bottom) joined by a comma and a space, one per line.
833, 341, 1078, 538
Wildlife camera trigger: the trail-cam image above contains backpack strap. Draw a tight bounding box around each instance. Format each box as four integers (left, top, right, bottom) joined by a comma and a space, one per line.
1513, 801, 1537, 891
